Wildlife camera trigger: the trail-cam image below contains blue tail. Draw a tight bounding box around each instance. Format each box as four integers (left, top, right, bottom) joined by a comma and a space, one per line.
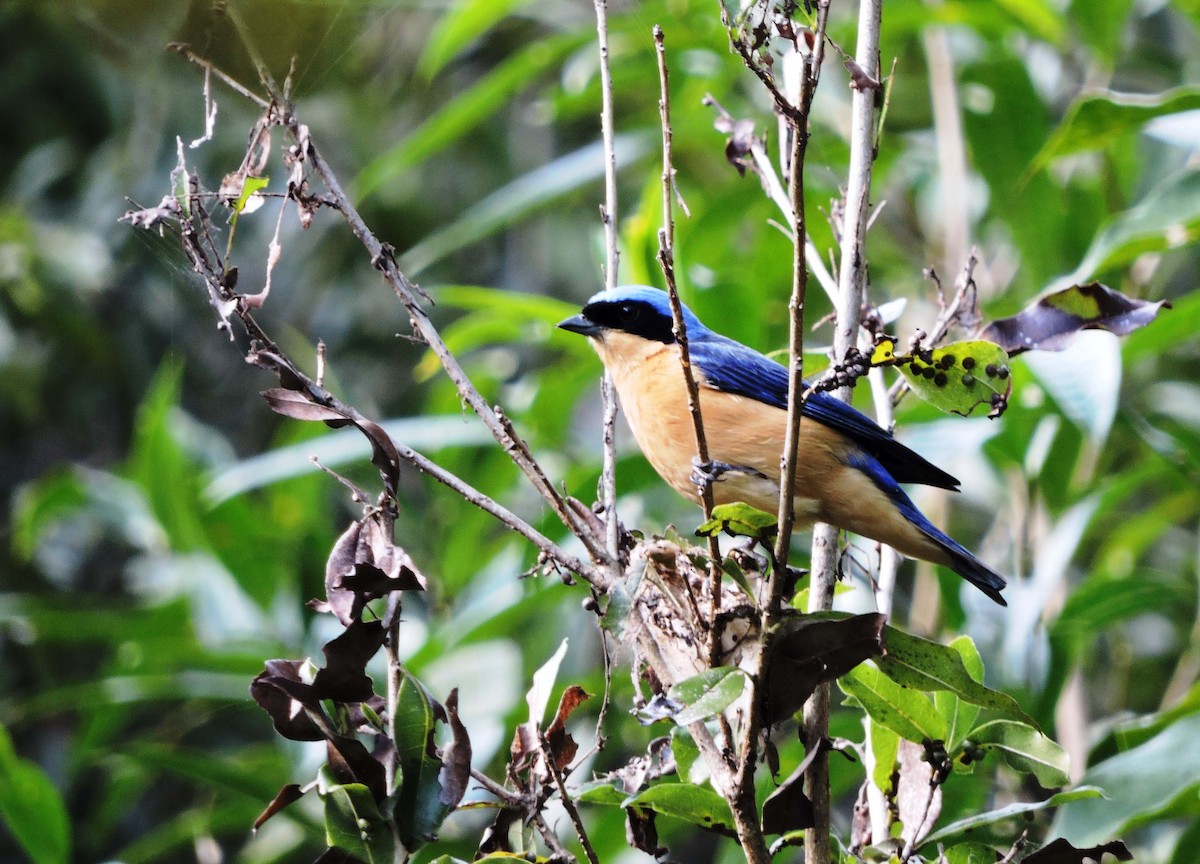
849, 452, 1008, 606
923, 528, 1008, 607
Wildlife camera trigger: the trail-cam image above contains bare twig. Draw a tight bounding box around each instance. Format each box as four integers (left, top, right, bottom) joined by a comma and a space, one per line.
593, 0, 623, 568
385, 613, 402, 794
469, 767, 523, 806
540, 732, 601, 864
169, 43, 269, 109
803, 2, 883, 863
178, 50, 614, 567
654, 25, 724, 658
887, 249, 981, 405
144, 172, 597, 585
773, 0, 831, 577
532, 809, 576, 862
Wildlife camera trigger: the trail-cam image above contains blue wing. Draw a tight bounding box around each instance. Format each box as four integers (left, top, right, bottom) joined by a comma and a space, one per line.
689, 332, 961, 491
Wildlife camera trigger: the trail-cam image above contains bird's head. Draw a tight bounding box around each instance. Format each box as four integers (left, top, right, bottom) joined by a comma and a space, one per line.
557, 286, 706, 348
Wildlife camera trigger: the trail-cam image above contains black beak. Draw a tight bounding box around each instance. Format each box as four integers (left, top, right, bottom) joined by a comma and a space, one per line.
557, 313, 602, 338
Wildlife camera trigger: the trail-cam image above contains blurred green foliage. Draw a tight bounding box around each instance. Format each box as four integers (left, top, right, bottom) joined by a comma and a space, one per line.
1, 0, 1198, 861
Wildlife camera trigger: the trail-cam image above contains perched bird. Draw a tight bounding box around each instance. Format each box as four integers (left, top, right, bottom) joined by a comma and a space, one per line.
559, 286, 1007, 606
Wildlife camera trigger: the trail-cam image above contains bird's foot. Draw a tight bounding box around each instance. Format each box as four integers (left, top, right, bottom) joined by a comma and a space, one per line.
690, 458, 767, 495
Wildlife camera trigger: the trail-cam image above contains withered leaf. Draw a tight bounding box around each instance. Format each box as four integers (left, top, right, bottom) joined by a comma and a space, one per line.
636, 693, 685, 726
1022, 837, 1132, 863
355, 417, 402, 496
323, 517, 426, 626
713, 114, 759, 176
250, 659, 325, 741
312, 619, 385, 703
120, 195, 182, 231
764, 613, 887, 723
761, 759, 818, 836
544, 685, 590, 771
763, 736, 828, 836
478, 807, 521, 855
327, 735, 387, 803
844, 58, 882, 91
437, 689, 472, 809
260, 387, 348, 422
323, 520, 365, 625
252, 783, 305, 833
980, 281, 1169, 356
626, 806, 667, 858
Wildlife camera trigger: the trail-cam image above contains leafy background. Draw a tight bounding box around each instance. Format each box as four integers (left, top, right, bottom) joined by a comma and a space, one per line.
1, 0, 1199, 861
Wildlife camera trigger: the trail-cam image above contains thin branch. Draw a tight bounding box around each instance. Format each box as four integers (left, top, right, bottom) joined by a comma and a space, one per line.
469, 767, 524, 807
385, 613, 403, 795
305, 138, 610, 563
532, 809, 576, 862
147, 185, 598, 586
654, 25, 724, 658
773, 0, 831, 582
540, 732, 601, 864
169, 43, 269, 109
887, 249, 981, 405
171, 49, 615, 569
593, 0, 623, 567
804, 3, 883, 864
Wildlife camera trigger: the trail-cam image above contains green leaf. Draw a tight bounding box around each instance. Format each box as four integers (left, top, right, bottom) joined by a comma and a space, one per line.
1032, 85, 1200, 171
866, 717, 900, 794
623, 783, 735, 834
943, 842, 1003, 864
354, 34, 586, 202
994, 0, 1064, 42
665, 668, 747, 726
968, 719, 1070, 788
1055, 166, 1200, 288
10, 468, 87, 560
670, 726, 701, 783
318, 770, 394, 864
1069, 0, 1134, 60
840, 662, 947, 744
696, 502, 778, 541
396, 134, 653, 276
886, 339, 1011, 417
934, 636, 983, 753
418, 0, 541, 79
231, 175, 269, 214
126, 360, 208, 552
1052, 713, 1200, 846
875, 627, 1037, 728
392, 668, 448, 848
575, 780, 628, 806
0, 724, 71, 864
923, 786, 1106, 846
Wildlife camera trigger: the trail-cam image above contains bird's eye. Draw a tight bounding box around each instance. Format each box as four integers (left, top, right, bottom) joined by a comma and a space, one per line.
617, 303, 639, 324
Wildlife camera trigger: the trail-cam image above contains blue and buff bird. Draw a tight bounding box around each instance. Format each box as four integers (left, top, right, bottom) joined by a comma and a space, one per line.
559, 286, 1007, 606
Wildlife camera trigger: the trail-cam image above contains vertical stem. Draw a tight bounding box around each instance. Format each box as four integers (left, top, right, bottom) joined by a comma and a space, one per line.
806, 2, 883, 863
594, 0, 622, 565
772, 2, 830, 578
594, 0, 620, 292
654, 26, 725, 654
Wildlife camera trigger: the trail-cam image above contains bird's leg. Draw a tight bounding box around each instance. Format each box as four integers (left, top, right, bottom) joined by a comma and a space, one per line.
690, 457, 769, 496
